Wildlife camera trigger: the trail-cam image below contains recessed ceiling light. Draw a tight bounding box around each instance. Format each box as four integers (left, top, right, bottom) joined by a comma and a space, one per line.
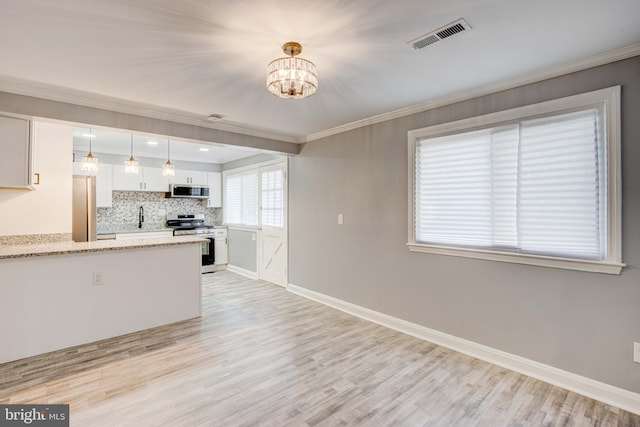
199, 148, 210, 152
82, 133, 95, 138
147, 140, 159, 145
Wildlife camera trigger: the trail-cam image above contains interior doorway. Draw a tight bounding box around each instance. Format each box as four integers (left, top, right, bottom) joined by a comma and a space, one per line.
257, 161, 287, 286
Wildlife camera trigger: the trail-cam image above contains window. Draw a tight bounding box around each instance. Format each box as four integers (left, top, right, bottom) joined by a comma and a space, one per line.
261, 168, 284, 228
408, 86, 623, 274
224, 170, 258, 226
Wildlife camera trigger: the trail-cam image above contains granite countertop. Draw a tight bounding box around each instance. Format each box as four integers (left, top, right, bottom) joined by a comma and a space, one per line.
0, 236, 205, 260
96, 223, 172, 235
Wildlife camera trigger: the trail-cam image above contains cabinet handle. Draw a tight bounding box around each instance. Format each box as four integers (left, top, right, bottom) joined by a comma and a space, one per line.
34, 173, 40, 185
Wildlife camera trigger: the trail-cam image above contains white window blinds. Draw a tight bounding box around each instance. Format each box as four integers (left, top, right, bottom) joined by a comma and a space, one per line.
224, 171, 258, 226
415, 108, 604, 260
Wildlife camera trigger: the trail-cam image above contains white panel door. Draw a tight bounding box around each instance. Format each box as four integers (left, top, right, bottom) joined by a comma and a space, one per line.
258, 162, 287, 286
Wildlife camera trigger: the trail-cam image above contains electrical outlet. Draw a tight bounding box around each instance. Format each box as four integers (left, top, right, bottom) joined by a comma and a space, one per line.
634, 342, 640, 363
158, 209, 166, 216
93, 272, 105, 286
338, 213, 344, 225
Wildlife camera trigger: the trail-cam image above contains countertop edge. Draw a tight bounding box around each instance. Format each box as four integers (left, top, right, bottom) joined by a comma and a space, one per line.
0, 236, 205, 260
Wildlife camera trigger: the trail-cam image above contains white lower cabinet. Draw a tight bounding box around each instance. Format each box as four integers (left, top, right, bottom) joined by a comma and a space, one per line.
113, 165, 169, 192
115, 231, 174, 240
214, 233, 228, 265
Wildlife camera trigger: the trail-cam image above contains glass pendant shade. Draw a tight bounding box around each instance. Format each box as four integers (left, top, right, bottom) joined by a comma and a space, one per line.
82, 152, 98, 172
267, 42, 318, 99
124, 135, 139, 174
162, 139, 176, 177
125, 156, 139, 174
81, 129, 98, 172
162, 160, 175, 177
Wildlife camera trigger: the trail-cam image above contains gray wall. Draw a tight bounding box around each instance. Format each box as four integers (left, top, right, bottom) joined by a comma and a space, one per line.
228, 229, 257, 272
289, 56, 640, 393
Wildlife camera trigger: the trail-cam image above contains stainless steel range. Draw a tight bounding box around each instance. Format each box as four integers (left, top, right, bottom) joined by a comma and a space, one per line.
167, 214, 228, 273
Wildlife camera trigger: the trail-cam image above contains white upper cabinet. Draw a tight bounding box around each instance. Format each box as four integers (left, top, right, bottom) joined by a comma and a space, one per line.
113, 165, 169, 192
0, 116, 35, 189
207, 171, 222, 208
172, 170, 208, 186
72, 162, 113, 208
112, 164, 140, 191
143, 167, 170, 192
95, 165, 113, 208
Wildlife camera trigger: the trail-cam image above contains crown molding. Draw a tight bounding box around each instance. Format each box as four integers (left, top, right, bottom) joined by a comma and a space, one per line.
0, 76, 302, 144
305, 42, 640, 142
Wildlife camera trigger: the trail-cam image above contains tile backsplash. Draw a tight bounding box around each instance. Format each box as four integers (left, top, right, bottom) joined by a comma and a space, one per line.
97, 191, 220, 225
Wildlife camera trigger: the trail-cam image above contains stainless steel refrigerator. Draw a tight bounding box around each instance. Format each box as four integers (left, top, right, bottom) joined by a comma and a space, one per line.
72, 175, 96, 242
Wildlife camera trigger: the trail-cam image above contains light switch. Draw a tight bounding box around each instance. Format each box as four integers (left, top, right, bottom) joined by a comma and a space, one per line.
93, 272, 105, 286
338, 213, 344, 225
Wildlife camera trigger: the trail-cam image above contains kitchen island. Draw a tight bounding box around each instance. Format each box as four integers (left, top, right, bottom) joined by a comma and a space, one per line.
0, 235, 203, 364
0, 235, 201, 259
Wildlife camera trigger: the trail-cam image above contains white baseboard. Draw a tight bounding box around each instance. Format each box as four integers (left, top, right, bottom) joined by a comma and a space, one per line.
287, 283, 640, 416
227, 264, 258, 280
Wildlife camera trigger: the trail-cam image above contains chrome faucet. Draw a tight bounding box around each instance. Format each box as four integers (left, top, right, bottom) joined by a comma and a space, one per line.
138, 206, 144, 229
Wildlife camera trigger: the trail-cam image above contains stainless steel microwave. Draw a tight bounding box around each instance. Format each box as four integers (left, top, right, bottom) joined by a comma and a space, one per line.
169, 184, 210, 198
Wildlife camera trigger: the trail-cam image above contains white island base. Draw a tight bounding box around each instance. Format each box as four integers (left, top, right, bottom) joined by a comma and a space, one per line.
0, 240, 202, 364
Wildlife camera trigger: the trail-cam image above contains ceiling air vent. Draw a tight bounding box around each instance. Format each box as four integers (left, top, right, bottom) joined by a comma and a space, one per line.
407, 18, 471, 50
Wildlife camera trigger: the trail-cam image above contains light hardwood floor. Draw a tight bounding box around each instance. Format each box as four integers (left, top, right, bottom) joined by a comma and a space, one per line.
1, 270, 638, 426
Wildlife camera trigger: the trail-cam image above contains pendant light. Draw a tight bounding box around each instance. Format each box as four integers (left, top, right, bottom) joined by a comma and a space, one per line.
162, 139, 175, 177
124, 135, 139, 174
81, 129, 98, 173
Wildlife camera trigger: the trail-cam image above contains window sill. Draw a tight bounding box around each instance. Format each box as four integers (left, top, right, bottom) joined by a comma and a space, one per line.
407, 243, 625, 275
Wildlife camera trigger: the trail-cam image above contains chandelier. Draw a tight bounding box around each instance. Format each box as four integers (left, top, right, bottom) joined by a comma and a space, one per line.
266, 42, 318, 99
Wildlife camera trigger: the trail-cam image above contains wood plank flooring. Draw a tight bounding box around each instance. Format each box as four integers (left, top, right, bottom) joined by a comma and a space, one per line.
1, 270, 638, 426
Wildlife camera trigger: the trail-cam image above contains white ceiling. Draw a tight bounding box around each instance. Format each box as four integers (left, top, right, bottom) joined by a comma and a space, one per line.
1, 0, 639, 140
72, 127, 260, 164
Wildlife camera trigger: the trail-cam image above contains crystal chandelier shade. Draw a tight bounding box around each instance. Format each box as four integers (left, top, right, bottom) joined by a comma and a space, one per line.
266, 42, 318, 99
